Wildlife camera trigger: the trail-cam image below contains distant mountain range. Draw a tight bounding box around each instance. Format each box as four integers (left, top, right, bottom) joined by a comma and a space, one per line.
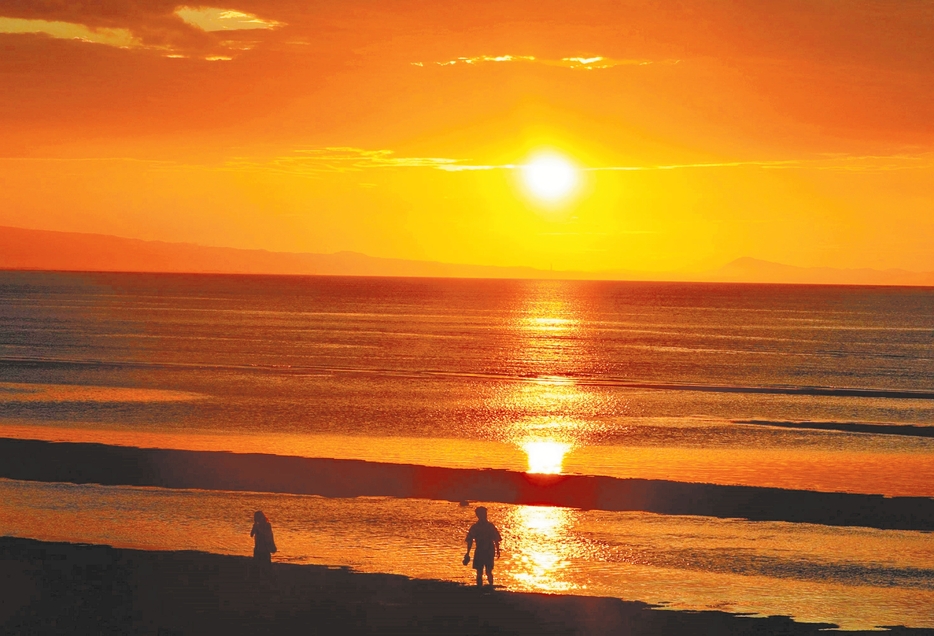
1, 225, 932, 286
707, 256, 934, 286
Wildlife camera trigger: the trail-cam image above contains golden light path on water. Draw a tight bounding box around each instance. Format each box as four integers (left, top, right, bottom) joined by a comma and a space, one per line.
511, 289, 589, 476
506, 505, 577, 592
506, 290, 589, 589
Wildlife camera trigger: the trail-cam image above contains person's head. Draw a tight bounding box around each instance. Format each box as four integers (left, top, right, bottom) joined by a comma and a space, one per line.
475, 506, 488, 521
254, 510, 267, 523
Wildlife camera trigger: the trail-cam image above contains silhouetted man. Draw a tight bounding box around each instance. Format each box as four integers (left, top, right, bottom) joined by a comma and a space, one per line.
464, 506, 502, 588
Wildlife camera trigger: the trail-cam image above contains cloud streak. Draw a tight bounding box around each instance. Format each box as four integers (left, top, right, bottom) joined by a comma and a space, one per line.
221, 148, 934, 177
0, 5, 282, 59
175, 7, 282, 32
412, 54, 536, 67
556, 56, 678, 69
585, 154, 934, 173
223, 148, 462, 176
412, 55, 679, 69
0, 17, 141, 48
9, 149, 932, 176
442, 154, 934, 173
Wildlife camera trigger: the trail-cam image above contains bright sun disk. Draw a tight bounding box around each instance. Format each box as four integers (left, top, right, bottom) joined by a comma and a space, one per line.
522, 440, 572, 474
522, 154, 577, 202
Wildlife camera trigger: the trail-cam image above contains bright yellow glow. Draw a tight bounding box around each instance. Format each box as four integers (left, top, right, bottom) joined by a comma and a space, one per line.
522, 439, 572, 474
525, 316, 576, 333
503, 287, 589, 475
4, 2, 934, 277
506, 505, 576, 592
175, 7, 282, 32
521, 153, 578, 202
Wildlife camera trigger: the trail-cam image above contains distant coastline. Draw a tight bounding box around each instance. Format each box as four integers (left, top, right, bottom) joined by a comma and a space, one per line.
3, 225, 933, 286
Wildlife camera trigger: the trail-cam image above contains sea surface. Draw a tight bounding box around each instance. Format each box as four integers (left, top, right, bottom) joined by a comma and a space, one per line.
1, 271, 933, 629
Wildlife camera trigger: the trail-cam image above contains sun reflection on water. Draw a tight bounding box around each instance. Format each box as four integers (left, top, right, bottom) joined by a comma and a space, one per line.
522, 439, 572, 474
505, 289, 597, 475
498, 291, 592, 591
524, 316, 577, 333
505, 505, 578, 592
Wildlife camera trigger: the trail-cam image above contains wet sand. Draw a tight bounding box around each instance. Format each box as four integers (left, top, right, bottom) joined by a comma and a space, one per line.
1, 537, 928, 635
2, 438, 932, 530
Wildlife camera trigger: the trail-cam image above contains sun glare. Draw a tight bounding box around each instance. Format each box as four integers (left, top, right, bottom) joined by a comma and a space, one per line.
521, 153, 578, 202
522, 440, 572, 474
507, 505, 577, 592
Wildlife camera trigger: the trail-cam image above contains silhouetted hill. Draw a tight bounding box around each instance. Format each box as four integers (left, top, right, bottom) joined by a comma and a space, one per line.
709, 256, 934, 286
2, 226, 932, 286
0, 225, 552, 279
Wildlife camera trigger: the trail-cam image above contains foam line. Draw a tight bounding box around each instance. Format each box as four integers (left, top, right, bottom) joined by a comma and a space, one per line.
735, 420, 934, 438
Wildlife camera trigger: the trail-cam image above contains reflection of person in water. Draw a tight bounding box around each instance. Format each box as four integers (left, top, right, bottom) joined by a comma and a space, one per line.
464, 506, 502, 588
250, 510, 277, 564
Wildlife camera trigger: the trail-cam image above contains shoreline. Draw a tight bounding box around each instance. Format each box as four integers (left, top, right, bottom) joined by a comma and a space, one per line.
1, 537, 929, 635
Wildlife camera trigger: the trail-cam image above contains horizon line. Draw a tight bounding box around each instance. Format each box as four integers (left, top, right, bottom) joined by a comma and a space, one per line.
1, 224, 933, 287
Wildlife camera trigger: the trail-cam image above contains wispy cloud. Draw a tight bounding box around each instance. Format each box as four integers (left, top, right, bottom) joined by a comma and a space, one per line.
804, 152, 934, 172
0, 17, 141, 48
412, 54, 536, 67
175, 7, 283, 32
5, 150, 933, 177
221, 148, 934, 176
555, 56, 678, 69
438, 154, 934, 173
224, 147, 462, 175
586, 153, 934, 172
411, 54, 679, 69
588, 159, 803, 171
0, 6, 282, 59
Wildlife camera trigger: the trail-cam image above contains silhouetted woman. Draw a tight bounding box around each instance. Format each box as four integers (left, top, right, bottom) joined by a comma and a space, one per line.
250, 510, 277, 564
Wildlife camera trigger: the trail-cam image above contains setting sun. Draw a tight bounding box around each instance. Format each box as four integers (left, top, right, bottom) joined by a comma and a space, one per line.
521, 154, 578, 203
522, 440, 572, 474
1, 2, 933, 632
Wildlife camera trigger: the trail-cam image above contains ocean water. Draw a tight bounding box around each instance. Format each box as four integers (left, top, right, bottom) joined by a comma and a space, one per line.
1, 272, 933, 629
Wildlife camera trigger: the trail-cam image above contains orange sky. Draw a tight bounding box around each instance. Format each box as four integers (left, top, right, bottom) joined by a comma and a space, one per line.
1, 1, 932, 274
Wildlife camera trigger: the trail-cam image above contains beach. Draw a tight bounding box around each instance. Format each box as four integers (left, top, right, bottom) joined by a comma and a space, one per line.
6, 0, 934, 631
1, 273, 932, 631
7, 536, 929, 636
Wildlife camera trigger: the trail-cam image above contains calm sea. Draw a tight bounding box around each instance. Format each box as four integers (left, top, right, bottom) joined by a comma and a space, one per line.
1, 272, 932, 629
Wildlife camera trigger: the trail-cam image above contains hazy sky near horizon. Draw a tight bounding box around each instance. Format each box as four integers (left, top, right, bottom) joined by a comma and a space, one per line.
1, 1, 932, 273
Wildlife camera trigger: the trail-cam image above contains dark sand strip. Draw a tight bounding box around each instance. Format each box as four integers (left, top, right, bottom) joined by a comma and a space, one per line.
735, 420, 934, 438
2, 537, 926, 636
2, 438, 932, 531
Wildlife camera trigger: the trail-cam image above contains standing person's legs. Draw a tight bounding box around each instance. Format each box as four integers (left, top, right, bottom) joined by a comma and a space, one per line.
485, 564, 494, 587
475, 566, 483, 587
253, 549, 271, 582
